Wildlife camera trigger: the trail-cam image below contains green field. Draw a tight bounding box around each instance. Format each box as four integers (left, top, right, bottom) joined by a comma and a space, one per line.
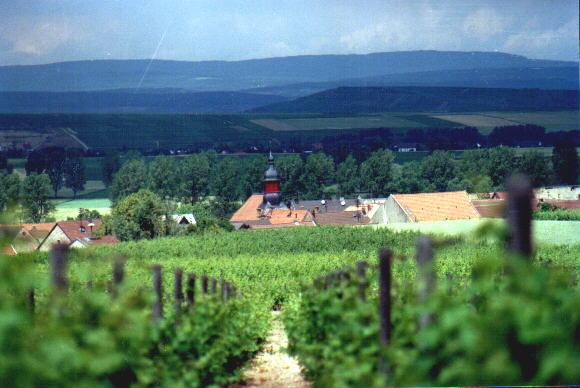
375, 219, 580, 246
435, 110, 578, 133
53, 198, 111, 220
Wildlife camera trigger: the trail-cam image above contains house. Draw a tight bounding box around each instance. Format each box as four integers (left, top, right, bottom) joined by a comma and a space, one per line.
384, 191, 480, 223
395, 143, 418, 152
0, 223, 54, 255
162, 213, 196, 226
38, 220, 118, 251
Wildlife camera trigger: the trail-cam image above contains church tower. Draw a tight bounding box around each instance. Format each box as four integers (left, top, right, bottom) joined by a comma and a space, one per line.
263, 151, 282, 207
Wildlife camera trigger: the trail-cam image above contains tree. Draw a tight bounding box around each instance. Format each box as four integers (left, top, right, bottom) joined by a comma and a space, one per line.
111, 159, 148, 202
360, 149, 395, 197
148, 156, 180, 199
181, 153, 211, 204
241, 155, 268, 198
0, 153, 10, 173
213, 159, 240, 202
64, 157, 86, 198
22, 174, 54, 222
0, 173, 21, 210
487, 147, 518, 189
276, 155, 304, 200
336, 155, 359, 196
393, 161, 426, 194
111, 190, 164, 241
101, 151, 121, 187
421, 151, 457, 192
518, 150, 552, 187
25, 147, 67, 197
301, 152, 334, 199
552, 139, 578, 185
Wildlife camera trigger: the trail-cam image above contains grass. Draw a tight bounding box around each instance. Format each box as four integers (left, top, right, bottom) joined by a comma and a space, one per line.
374, 219, 580, 246
53, 198, 111, 220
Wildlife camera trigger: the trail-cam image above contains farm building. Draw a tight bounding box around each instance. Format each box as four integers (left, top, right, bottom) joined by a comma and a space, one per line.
38, 220, 118, 251
383, 191, 480, 223
535, 185, 579, 200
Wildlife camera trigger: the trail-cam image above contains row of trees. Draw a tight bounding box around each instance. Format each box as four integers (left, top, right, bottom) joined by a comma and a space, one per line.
25, 147, 87, 198
109, 142, 578, 206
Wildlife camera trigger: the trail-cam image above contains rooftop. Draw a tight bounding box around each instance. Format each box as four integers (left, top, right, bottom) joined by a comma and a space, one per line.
392, 191, 480, 222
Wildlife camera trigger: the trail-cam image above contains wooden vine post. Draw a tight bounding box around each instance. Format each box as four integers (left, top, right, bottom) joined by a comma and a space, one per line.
174, 268, 184, 315
506, 174, 533, 258
356, 260, 367, 301
416, 236, 434, 330
378, 249, 392, 347
50, 244, 69, 293
112, 256, 125, 297
211, 278, 217, 295
202, 275, 209, 294
152, 265, 163, 322
186, 273, 196, 307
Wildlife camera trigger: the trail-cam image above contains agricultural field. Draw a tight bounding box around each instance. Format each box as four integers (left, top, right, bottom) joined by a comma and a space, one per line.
252, 113, 459, 131
2, 223, 579, 385
435, 110, 578, 133
53, 198, 112, 220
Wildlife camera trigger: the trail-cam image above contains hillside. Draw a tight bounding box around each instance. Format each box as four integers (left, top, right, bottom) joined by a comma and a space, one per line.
246, 66, 580, 98
251, 86, 579, 114
0, 90, 286, 113
0, 51, 575, 92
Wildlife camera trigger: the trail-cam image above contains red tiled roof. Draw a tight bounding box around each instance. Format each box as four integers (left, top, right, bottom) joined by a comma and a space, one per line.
89, 235, 119, 245
392, 191, 480, 222
56, 220, 103, 241
230, 194, 264, 223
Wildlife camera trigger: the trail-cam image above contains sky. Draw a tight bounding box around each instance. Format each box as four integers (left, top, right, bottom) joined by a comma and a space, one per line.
0, 0, 578, 66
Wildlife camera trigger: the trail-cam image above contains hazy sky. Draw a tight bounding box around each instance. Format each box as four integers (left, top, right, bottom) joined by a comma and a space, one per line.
0, 0, 578, 66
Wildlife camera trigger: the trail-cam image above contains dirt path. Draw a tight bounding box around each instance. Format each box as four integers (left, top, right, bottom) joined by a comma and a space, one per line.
235, 311, 311, 388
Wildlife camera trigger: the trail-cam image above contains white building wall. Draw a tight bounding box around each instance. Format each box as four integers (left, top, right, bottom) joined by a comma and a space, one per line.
384, 196, 411, 223
38, 226, 71, 251
535, 186, 579, 200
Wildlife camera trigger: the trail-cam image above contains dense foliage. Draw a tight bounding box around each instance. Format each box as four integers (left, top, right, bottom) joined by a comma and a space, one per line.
284, 238, 580, 386
0, 252, 268, 386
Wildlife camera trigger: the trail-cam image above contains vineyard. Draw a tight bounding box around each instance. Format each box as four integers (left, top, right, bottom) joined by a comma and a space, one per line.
1, 180, 579, 386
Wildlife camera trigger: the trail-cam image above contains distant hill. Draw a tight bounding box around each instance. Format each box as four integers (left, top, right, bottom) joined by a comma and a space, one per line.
251, 87, 579, 114
246, 66, 579, 98
0, 51, 575, 92
0, 90, 287, 113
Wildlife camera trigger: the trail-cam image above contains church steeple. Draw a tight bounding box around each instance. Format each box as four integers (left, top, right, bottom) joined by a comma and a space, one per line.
263, 151, 282, 206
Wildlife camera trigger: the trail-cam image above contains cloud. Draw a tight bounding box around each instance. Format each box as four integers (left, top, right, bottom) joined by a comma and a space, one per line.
503, 18, 578, 52
463, 8, 508, 39
338, 5, 461, 53
0, 17, 78, 56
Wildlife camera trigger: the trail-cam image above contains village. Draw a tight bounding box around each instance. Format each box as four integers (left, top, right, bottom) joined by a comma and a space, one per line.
2, 152, 578, 254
